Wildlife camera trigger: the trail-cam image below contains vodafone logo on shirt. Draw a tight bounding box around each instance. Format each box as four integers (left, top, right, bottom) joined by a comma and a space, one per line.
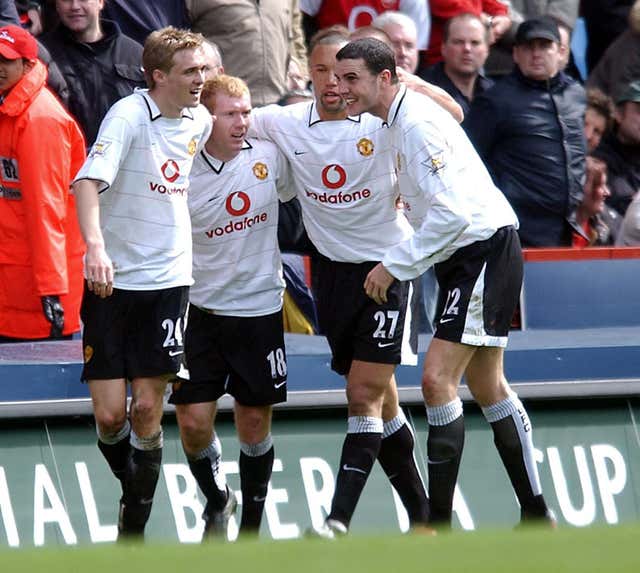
226, 191, 251, 216
149, 159, 187, 195
321, 164, 347, 189
161, 159, 180, 183
205, 191, 268, 238
305, 163, 371, 205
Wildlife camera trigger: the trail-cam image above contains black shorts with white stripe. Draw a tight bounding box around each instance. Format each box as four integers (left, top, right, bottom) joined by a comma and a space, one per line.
433, 225, 523, 348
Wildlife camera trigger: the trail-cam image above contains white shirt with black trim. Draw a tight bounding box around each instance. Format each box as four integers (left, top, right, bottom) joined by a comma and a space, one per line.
188, 139, 294, 317
74, 90, 212, 290
250, 102, 413, 263
381, 86, 519, 281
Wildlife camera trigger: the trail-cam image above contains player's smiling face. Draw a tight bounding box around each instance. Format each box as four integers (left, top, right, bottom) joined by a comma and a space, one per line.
310, 42, 347, 118
205, 91, 252, 161
335, 58, 381, 117
163, 47, 207, 112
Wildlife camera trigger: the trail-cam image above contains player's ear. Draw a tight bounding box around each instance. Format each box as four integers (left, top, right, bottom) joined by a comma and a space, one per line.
152, 68, 167, 87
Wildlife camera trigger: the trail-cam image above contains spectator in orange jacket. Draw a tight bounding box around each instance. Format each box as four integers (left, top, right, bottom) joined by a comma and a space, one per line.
0, 25, 86, 341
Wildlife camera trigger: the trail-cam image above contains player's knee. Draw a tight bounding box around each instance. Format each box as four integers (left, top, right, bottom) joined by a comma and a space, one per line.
95, 410, 128, 436
421, 369, 454, 405
177, 416, 210, 449
346, 384, 382, 415
130, 396, 161, 426
236, 406, 271, 443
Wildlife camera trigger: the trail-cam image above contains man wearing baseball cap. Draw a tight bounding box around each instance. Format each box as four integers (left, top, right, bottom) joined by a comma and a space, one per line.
465, 16, 587, 247
0, 24, 86, 342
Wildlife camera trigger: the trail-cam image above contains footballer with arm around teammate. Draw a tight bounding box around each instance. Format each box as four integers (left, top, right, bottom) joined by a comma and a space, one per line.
334, 38, 555, 529
72, 27, 212, 540
249, 27, 435, 538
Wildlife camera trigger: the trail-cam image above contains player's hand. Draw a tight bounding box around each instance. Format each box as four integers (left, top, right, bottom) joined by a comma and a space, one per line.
41, 296, 64, 339
85, 243, 114, 298
364, 263, 395, 305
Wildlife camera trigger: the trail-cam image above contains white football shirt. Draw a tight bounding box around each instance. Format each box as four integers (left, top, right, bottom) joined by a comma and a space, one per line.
189, 139, 294, 316
250, 102, 413, 263
381, 86, 519, 281
74, 90, 212, 290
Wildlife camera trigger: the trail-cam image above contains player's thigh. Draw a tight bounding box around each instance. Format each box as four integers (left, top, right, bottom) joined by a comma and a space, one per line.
346, 359, 395, 416
464, 346, 510, 407
88, 378, 128, 433
421, 337, 476, 405
234, 403, 272, 444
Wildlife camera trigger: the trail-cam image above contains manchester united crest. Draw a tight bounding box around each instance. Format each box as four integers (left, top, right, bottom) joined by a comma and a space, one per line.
357, 137, 374, 157
84, 345, 93, 363
253, 162, 268, 180
187, 138, 198, 156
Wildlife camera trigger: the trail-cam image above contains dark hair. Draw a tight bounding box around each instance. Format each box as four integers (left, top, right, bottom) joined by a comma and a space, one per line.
335, 38, 398, 84
586, 88, 615, 130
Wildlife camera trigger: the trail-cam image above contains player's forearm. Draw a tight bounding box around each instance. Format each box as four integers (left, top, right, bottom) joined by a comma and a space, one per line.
73, 179, 105, 250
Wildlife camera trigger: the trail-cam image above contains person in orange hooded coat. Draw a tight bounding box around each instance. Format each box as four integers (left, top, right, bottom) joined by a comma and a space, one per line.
0, 25, 85, 341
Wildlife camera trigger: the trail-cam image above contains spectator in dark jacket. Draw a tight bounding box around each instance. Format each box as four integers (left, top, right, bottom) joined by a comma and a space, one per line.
41, 0, 145, 146
465, 17, 586, 247
420, 13, 493, 116
592, 80, 640, 217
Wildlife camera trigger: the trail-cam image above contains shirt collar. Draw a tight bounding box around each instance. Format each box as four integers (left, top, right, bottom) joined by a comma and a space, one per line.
383, 85, 407, 128
200, 140, 253, 173
308, 100, 361, 126
140, 90, 196, 121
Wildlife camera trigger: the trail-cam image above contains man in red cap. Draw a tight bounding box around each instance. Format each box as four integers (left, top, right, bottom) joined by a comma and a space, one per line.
0, 24, 86, 342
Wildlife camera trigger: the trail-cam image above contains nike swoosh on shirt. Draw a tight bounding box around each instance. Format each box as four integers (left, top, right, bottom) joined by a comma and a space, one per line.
294, 150, 307, 156
377, 342, 394, 348
274, 380, 286, 389
168, 350, 184, 357
439, 317, 455, 324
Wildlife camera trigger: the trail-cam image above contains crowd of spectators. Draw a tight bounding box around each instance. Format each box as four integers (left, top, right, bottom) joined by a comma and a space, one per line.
1, 0, 640, 341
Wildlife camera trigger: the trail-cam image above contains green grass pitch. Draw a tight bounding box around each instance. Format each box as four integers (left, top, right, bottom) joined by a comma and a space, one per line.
2, 524, 639, 573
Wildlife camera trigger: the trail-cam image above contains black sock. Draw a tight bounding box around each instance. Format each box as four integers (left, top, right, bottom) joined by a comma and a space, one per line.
120, 446, 162, 535
188, 456, 228, 511
378, 423, 429, 525
483, 395, 548, 520
239, 446, 274, 533
490, 417, 549, 519
97, 433, 131, 487
426, 416, 465, 526
328, 430, 382, 528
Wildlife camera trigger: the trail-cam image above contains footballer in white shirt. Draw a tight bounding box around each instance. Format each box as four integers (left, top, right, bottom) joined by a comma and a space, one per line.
169, 74, 295, 539
249, 27, 462, 538
72, 27, 212, 540
335, 38, 554, 530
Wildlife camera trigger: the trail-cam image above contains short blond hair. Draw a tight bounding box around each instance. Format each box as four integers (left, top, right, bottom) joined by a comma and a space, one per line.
201, 74, 250, 111
143, 26, 205, 88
